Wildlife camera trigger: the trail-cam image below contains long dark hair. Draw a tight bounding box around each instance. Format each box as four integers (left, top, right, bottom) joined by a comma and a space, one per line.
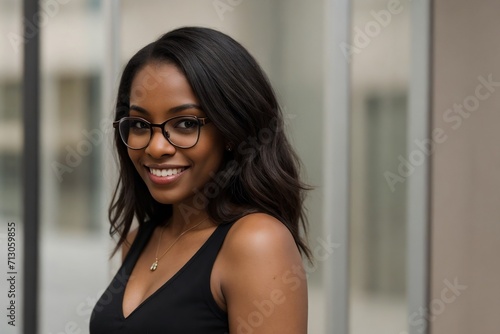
109, 27, 311, 260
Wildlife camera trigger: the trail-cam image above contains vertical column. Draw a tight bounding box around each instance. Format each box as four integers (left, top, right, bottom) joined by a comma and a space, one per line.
408, 1, 432, 334
431, 0, 500, 333
22, 0, 40, 333
102, 0, 122, 276
323, 0, 351, 333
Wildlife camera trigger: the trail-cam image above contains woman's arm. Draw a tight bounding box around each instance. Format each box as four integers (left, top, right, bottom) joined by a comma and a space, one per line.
221, 213, 308, 334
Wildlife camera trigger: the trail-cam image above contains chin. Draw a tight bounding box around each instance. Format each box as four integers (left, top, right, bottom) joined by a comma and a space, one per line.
148, 190, 195, 207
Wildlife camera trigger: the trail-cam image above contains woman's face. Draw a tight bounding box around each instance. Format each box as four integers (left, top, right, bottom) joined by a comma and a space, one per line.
127, 62, 226, 207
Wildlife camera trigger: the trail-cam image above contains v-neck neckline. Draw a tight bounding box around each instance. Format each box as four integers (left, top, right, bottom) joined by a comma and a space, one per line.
120, 222, 222, 320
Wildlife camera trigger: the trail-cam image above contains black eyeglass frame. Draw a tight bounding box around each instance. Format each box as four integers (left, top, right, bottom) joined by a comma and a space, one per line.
113, 115, 211, 150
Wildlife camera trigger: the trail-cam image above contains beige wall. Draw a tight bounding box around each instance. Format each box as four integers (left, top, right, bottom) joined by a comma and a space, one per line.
431, 0, 500, 333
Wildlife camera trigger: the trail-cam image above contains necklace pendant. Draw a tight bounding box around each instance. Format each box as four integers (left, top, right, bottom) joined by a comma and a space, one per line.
150, 260, 158, 271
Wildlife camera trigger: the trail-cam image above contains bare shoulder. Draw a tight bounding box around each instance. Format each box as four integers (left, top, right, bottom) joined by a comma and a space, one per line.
223, 212, 299, 259
121, 227, 139, 262
219, 213, 308, 333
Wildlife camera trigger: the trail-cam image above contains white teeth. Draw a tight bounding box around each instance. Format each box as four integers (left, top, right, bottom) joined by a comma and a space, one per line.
149, 167, 185, 177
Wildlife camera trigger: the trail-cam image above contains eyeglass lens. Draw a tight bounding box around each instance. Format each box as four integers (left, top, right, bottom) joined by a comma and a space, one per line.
118, 116, 201, 149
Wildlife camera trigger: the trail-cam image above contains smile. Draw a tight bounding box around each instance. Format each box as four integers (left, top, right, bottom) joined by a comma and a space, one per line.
148, 167, 188, 177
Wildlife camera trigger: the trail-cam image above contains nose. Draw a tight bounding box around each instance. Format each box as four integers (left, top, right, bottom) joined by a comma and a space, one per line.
144, 127, 176, 158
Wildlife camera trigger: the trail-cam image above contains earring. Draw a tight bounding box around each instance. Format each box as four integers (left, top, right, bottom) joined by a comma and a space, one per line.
226, 144, 233, 151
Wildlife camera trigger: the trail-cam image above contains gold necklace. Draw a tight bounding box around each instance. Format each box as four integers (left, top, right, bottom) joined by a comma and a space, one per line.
150, 217, 209, 271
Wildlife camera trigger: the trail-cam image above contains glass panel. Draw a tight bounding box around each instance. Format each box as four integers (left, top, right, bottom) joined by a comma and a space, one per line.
349, 0, 410, 333
0, 0, 23, 333
39, 1, 109, 333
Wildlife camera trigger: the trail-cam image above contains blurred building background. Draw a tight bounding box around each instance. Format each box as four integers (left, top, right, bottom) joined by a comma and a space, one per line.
0, 0, 499, 334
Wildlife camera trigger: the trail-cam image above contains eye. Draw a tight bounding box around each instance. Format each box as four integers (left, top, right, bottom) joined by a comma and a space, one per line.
175, 118, 199, 130
127, 118, 150, 134
130, 119, 149, 129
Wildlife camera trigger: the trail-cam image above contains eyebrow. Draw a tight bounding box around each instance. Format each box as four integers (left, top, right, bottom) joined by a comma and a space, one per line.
129, 103, 202, 115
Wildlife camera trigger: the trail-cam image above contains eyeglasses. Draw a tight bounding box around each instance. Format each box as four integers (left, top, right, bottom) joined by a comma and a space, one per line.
113, 115, 211, 150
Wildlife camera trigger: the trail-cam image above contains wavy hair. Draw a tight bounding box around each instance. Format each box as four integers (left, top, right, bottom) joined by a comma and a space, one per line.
109, 27, 311, 260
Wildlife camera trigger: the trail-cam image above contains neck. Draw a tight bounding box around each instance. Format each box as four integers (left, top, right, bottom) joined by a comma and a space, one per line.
168, 202, 211, 235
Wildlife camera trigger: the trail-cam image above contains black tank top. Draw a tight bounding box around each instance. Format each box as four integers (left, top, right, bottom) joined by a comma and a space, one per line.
89, 221, 233, 334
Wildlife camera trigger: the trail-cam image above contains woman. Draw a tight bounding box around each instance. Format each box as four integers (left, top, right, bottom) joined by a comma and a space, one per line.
90, 26, 310, 333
